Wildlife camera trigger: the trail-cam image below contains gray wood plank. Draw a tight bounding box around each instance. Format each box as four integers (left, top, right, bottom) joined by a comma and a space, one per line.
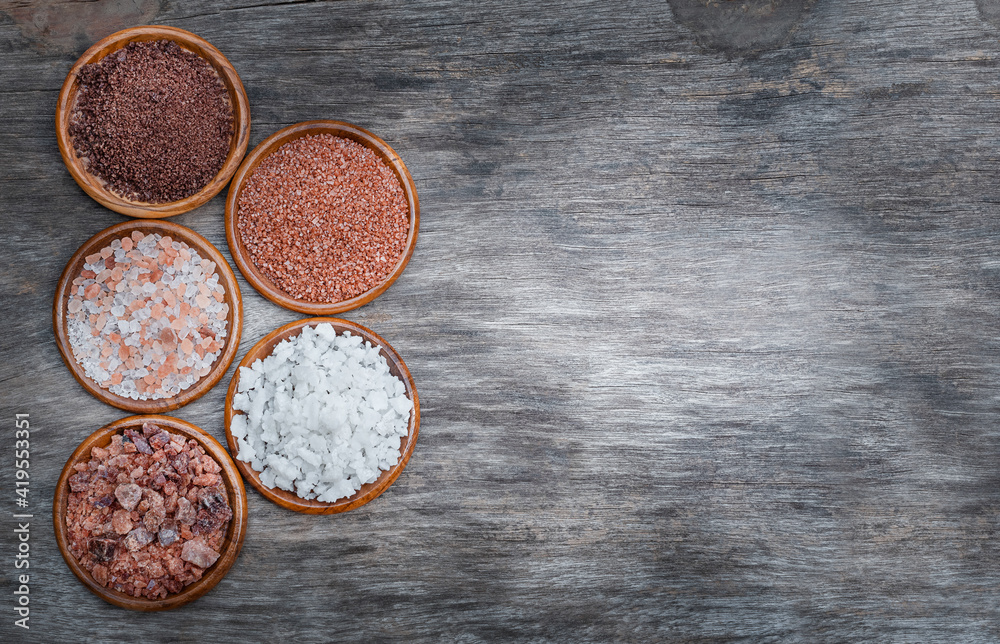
4, 0, 1000, 641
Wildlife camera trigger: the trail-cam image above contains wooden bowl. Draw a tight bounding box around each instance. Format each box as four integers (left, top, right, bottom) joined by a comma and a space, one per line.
224, 317, 420, 514
53, 220, 243, 412
224, 120, 419, 314
53, 415, 248, 611
55, 25, 251, 218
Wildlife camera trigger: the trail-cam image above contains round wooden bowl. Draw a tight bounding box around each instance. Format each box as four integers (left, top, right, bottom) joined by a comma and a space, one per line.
53, 415, 248, 611
224, 120, 419, 314
224, 317, 420, 514
53, 220, 243, 413
55, 25, 251, 218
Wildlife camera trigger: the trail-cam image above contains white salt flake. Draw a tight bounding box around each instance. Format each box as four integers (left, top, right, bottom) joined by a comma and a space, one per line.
230, 323, 413, 504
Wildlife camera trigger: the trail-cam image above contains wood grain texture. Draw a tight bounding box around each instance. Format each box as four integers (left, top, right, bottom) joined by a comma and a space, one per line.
4, 0, 1000, 641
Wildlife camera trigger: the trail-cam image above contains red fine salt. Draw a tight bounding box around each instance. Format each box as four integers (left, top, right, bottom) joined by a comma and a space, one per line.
236, 134, 410, 303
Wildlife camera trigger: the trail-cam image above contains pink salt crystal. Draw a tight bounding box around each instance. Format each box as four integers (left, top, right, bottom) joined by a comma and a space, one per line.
121, 236, 133, 251
160, 236, 172, 248
181, 540, 220, 569
85, 252, 103, 265
216, 309, 227, 320
101, 247, 113, 259
112, 509, 133, 535
115, 482, 142, 511
180, 338, 194, 354
123, 527, 155, 552
171, 318, 185, 331
175, 497, 195, 524
84, 283, 101, 299
131, 231, 144, 242
96, 269, 111, 283
68, 300, 83, 314
195, 293, 210, 308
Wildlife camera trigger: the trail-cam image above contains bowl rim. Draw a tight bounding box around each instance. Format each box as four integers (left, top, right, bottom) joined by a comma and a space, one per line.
53, 414, 249, 611
52, 219, 244, 413
55, 24, 251, 218
224, 316, 420, 514
224, 120, 419, 314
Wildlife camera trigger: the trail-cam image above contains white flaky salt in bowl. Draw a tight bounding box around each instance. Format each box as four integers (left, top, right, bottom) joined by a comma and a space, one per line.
224, 318, 419, 514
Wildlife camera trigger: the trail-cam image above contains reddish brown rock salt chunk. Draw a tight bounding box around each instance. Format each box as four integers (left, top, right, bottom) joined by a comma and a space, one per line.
144, 502, 167, 531
181, 540, 221, 569
115, 483, 142, 511
123, 526, 156, 552
68, 472, 90, 492
175, 497, 196, 525
89, 539, 117, 563
111, 509, 134, 535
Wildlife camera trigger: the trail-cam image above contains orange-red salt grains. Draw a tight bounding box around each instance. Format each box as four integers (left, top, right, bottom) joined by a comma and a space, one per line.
236, 134, 410, 303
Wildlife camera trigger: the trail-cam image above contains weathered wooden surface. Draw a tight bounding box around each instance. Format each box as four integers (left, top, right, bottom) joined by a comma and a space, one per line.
4, 0, 1000, 641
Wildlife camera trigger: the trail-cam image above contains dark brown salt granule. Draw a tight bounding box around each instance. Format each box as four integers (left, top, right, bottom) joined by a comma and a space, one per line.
69, 39, 233, 203
237, 134, 410, 303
